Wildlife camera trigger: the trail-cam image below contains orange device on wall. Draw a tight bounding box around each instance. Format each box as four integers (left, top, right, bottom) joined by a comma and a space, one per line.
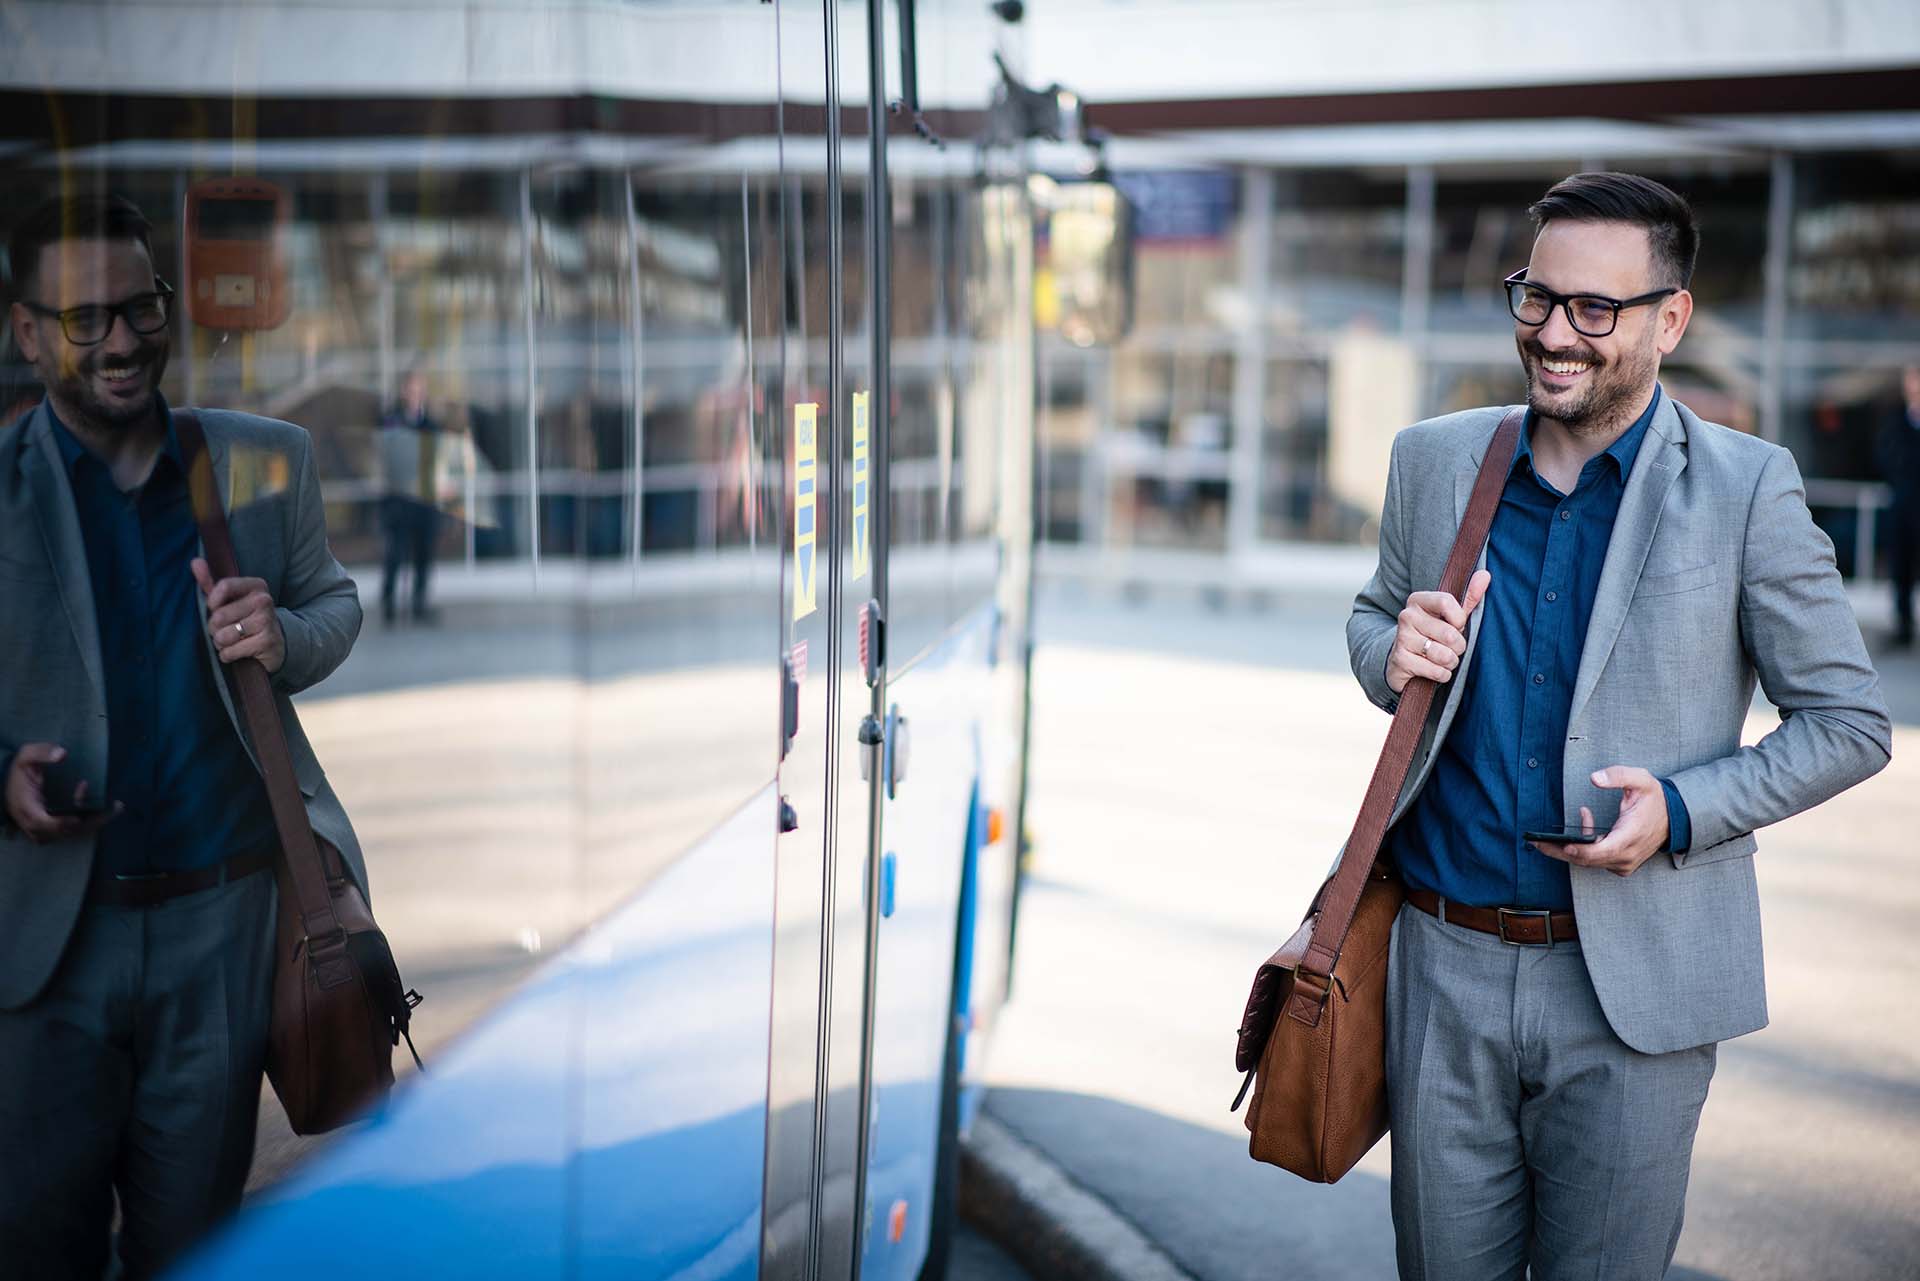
182, 178, 291, 331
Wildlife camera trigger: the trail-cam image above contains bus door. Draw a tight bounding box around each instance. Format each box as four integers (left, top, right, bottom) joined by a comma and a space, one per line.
759, 2, 855, 1276
818, 1, 887, 1273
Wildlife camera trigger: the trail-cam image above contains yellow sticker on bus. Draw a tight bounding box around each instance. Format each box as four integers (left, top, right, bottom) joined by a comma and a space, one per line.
793, 403, 819, 621
851, 390, 870, 583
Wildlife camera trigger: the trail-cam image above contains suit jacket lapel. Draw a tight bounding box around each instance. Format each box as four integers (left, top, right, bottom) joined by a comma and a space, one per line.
1568, 396, 1689, 726
21, 405, 106, 701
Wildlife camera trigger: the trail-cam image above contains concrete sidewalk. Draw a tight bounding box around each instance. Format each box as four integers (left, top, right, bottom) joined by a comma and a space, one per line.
959, 590, 1920, 1281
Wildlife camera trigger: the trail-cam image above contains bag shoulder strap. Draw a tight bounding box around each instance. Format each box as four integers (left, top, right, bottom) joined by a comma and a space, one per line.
1283, 406, 1524, 1027
175, 409, 344, 947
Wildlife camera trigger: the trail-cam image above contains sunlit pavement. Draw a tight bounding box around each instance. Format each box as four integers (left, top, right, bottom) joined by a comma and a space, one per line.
233, 566, 1919, 1278
980, 582, 1920, 1281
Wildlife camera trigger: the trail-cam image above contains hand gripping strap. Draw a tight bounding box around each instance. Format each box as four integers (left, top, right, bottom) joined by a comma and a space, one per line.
175, 411, 343, 950
1283, 407, 1524, 1026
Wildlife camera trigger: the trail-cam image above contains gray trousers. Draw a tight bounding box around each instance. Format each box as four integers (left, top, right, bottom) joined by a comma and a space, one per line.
0, 870, 277, 1281
1386, 900, 1717, 1281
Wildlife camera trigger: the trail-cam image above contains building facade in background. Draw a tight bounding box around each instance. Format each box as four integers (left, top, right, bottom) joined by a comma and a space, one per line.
1031, 0, 1920, 584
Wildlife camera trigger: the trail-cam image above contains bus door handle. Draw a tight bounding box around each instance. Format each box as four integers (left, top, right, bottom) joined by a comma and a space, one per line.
858, 713, 883, 782
885, 704, 910, 799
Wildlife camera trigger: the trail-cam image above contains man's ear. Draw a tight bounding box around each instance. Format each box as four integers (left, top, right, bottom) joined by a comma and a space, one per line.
1656, 289, 1693, 356
8, 302, 40, 363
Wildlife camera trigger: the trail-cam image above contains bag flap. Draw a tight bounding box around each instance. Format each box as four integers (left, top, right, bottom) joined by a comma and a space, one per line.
1234, 912, 1321, 1074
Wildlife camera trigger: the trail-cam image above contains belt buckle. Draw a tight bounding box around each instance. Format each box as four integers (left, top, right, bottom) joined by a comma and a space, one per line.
1496, 907, 1554, 946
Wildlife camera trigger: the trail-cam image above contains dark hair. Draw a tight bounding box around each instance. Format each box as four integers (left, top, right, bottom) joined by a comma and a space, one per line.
5, 191, 156, 300
1528, 172, 1699, 291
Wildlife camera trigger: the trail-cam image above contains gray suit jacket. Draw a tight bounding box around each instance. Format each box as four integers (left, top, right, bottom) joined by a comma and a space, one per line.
1348, 396, 1892, 1054
0, 402, 366, 1011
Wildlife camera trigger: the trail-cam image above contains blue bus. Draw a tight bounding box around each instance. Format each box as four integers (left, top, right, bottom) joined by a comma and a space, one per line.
0, 2, 1127, 1276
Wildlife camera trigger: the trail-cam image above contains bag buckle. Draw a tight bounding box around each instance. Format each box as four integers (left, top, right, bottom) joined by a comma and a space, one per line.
1495, 907, 1554, 946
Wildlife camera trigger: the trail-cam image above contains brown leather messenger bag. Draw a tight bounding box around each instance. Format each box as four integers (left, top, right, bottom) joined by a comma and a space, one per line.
1231, 407, 1522, 1182
176, 410, 422, 1135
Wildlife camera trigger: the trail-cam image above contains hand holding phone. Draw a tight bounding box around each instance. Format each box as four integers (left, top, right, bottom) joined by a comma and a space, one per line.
4, 744, 117, 842
1523, 825, 1610, 846
40, 755, 106, 816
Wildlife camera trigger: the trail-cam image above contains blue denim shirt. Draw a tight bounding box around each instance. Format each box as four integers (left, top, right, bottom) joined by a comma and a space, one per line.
48, 397, 276, 874
1389, 388, 1692, 910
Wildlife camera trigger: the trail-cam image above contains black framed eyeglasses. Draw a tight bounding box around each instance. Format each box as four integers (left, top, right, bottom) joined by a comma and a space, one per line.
20, 280, 174, 346
1503, 270, 1676, 339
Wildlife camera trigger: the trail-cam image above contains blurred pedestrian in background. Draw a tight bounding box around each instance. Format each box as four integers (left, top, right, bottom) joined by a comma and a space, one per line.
0, 191, 368, 1279
1874, 362, 1920, 648
377, 365, 444, 624
1348, 172, 1890, 1281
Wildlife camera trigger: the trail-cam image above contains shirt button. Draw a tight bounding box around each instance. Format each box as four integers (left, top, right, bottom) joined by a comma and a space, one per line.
1533, 673, 1546, 685
1559, 509, 1571, 521
1545, 590, 1558, 602
1527, 757, 1540, 769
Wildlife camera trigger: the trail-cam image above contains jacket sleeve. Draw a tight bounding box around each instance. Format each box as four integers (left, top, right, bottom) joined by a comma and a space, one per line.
272, 429, 362, 695
1348, 434, 1408, 714
1668, 447, 1892, 849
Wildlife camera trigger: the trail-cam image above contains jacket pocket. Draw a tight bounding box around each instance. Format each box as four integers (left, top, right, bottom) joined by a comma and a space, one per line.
1670, 831, 1755, 870
0, 554, 54, 585
1634, 561, 1719, 600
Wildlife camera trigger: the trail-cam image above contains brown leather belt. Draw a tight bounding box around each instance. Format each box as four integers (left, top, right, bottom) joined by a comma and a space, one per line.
87, 844, 276, 909
1406, 886, 1578, 946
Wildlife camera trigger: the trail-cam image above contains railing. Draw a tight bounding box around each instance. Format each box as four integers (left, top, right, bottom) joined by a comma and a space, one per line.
322, 457, 1898, 588
1805, 479, 1892, 585
320, 456, 953, 565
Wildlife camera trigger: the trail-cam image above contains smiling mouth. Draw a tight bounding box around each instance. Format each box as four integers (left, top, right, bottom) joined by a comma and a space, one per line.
1535, 353, 1596, 382
94, 360, 149, 390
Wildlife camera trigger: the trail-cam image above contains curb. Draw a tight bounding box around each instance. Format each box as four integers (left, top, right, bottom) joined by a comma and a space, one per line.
958, 1111, 1199, 1281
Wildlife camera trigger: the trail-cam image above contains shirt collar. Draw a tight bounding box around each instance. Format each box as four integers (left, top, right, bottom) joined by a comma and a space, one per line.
44, 393, 182, 478
1514, 383, 1664, 482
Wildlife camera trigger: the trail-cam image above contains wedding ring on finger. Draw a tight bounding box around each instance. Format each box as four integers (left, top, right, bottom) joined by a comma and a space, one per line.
1421, 637, 1433, 659
233, 621, 245, 638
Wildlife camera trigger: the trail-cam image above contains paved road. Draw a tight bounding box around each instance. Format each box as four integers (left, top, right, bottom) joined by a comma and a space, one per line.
982, 582, 1920, 1281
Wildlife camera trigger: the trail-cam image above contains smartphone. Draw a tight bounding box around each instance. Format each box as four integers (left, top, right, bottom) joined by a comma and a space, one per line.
1523, 825, 1609, 845
40, 756, 106, 817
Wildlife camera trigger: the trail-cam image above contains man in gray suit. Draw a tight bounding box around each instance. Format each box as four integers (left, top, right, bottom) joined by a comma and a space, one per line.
1348, 173, 1890, 1279
0, 193, 367, 1278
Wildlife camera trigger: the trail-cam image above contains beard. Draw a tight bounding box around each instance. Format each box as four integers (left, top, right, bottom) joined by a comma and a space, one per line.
1518, 327, 1658, 438
41, 334, 170, 432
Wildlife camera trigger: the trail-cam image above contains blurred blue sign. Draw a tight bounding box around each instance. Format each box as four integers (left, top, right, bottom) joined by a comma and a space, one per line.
1111, 170, 1239, 244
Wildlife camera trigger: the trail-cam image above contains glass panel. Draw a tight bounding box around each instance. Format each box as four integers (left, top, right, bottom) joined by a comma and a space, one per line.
630, 180, 761, 556
1614, 158, 1771, 337
887, 182, 956, 668
952, 181, 1028, 615
1789, 150, 1920, 343
0, 32, 784, 1222
1429, 163, 1585, 335
1111, 169, 1242, 336
1104, 348, 1234, 549
1782, 361, 1911, 578
1425, 360, 1528, 420
386, 170, 531, 563
1259, 358, 1336, 541
1269, 168, 1407, 337
1039, 346, 1102, 544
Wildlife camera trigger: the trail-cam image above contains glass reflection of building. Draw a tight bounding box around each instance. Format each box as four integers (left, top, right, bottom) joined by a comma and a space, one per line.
1039, 144, 1920, 579
0, 0, 1038, 1196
